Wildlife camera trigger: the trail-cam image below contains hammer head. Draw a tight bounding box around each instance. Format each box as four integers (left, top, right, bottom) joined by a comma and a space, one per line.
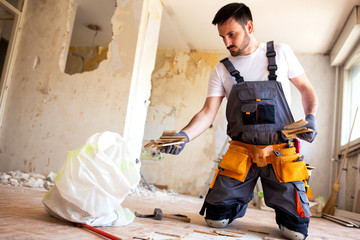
153, 208, 163, 220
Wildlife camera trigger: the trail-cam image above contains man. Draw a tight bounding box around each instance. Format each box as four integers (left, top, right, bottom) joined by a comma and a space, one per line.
162, 3, 318, 240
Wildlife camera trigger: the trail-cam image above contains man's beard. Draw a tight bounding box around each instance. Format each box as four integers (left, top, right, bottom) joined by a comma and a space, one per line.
227, 33, 250, 56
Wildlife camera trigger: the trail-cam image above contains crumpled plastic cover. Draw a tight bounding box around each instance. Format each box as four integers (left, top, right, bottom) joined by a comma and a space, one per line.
42, 131, 140, 226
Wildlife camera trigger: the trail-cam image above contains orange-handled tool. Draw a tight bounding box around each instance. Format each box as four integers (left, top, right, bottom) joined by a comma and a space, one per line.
76, 223, 122, 240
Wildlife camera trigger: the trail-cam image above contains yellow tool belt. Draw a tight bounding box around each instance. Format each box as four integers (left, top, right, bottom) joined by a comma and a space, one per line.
217, 140, 309, 183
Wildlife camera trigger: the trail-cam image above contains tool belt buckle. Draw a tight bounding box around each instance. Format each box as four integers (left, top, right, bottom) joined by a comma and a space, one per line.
251, 145, 273, 167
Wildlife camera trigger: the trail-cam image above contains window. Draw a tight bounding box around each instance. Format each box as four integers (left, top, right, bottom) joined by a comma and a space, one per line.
331, 6, 360, 148
341, 51, 360, 146
330, 5, 360, 212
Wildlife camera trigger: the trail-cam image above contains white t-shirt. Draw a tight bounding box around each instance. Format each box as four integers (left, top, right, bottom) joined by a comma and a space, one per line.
207, 42, 304, 104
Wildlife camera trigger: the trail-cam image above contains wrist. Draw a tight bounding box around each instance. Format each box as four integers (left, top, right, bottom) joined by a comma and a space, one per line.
305, 114, 315, 121
178, 131, 189, 143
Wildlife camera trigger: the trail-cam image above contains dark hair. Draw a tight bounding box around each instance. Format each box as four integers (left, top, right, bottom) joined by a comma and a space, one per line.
212, 3, 252, 26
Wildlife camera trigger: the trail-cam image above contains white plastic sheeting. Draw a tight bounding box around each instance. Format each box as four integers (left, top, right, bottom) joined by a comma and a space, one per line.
42, 131, 140, 226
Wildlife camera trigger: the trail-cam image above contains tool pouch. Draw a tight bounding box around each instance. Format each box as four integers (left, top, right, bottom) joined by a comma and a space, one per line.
218, 144, 252, 182
272, 150, 308, 183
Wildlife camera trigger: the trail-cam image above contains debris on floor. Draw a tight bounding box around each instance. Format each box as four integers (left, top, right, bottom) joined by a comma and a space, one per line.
0, 170, 56, 190
145, 229, 282, 240
309, 196, 325, 217
129, 181, 181, 200
0, 169, 177, 199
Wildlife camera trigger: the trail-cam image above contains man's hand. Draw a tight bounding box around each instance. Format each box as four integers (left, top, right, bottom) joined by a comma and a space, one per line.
297, 114, 317, 143
160, 131, 189, 155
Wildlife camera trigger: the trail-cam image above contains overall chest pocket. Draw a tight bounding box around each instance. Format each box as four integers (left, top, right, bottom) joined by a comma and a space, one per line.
239, 86, 276, 125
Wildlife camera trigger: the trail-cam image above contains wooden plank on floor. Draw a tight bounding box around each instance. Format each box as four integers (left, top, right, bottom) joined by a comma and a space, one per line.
334, 209, 360, 225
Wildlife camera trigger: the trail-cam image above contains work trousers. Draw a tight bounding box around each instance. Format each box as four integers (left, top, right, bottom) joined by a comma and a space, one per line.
201, 163, 311, 237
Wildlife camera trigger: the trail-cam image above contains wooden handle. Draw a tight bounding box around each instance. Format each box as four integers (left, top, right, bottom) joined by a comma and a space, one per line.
336, 107, 358, 184
162, 213, 191, 222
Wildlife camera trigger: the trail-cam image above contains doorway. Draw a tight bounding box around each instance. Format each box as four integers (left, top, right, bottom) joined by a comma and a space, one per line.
0, 0, 24, 125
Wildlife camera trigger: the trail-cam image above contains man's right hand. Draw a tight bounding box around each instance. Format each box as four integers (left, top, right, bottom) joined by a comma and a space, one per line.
160, 131, 189, 155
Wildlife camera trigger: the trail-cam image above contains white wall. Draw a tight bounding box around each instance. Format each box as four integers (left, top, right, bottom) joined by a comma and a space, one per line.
292, 54, 336, 199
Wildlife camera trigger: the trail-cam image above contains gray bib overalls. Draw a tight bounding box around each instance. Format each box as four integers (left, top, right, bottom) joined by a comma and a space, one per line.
225, 41, 293, 145
200, 41, 311, 237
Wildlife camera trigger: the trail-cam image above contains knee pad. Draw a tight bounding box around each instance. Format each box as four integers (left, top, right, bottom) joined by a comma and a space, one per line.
200, 201, 243, 222
275, 208, 309, 238
205, 218, 229, 228
280, 225, 305, 240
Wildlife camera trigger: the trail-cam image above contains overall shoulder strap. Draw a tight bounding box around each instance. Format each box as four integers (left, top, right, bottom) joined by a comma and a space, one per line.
266, 41, 277, 81
220, 57, 244, 83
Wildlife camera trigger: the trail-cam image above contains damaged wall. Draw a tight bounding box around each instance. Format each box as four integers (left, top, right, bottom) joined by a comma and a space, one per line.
0, 0, 161, 174
142, 49, 226, 196
142, 49, 335, 199
0, 0, 335, 200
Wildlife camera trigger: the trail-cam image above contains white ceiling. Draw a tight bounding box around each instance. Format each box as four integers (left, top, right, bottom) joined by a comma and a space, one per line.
72, 0, 360, 55
158, 0, 360, 54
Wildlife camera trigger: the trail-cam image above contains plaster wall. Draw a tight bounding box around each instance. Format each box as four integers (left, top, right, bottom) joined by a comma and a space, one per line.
0, 0, 335, 200
142, 50, 335, 199
142, 49, 226, 195
0, 0, 144, 173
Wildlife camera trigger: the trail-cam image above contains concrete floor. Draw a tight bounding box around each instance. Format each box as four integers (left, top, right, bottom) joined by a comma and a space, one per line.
0, 184, 358, 240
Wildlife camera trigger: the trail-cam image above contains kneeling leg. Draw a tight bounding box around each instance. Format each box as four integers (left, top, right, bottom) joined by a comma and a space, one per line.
200, 174, 257, 228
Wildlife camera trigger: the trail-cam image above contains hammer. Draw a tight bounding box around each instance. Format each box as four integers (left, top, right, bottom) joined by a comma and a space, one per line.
135, 208, 191, 222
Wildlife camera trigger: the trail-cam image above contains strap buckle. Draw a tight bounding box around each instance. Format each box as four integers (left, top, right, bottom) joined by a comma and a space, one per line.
266, 51, 276, 57
268, 75, 277, 80
230, 70, 240, 76
268, 65, 278, 71
231, 70, 244, 82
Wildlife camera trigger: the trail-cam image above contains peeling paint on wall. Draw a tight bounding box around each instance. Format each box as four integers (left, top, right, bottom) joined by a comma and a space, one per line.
33, 57, 40, 70
142, 48, 227, 196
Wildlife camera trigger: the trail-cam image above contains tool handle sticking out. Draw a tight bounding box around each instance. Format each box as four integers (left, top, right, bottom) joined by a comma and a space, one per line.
163, 213, 191, 223
76, 223, 122, 240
